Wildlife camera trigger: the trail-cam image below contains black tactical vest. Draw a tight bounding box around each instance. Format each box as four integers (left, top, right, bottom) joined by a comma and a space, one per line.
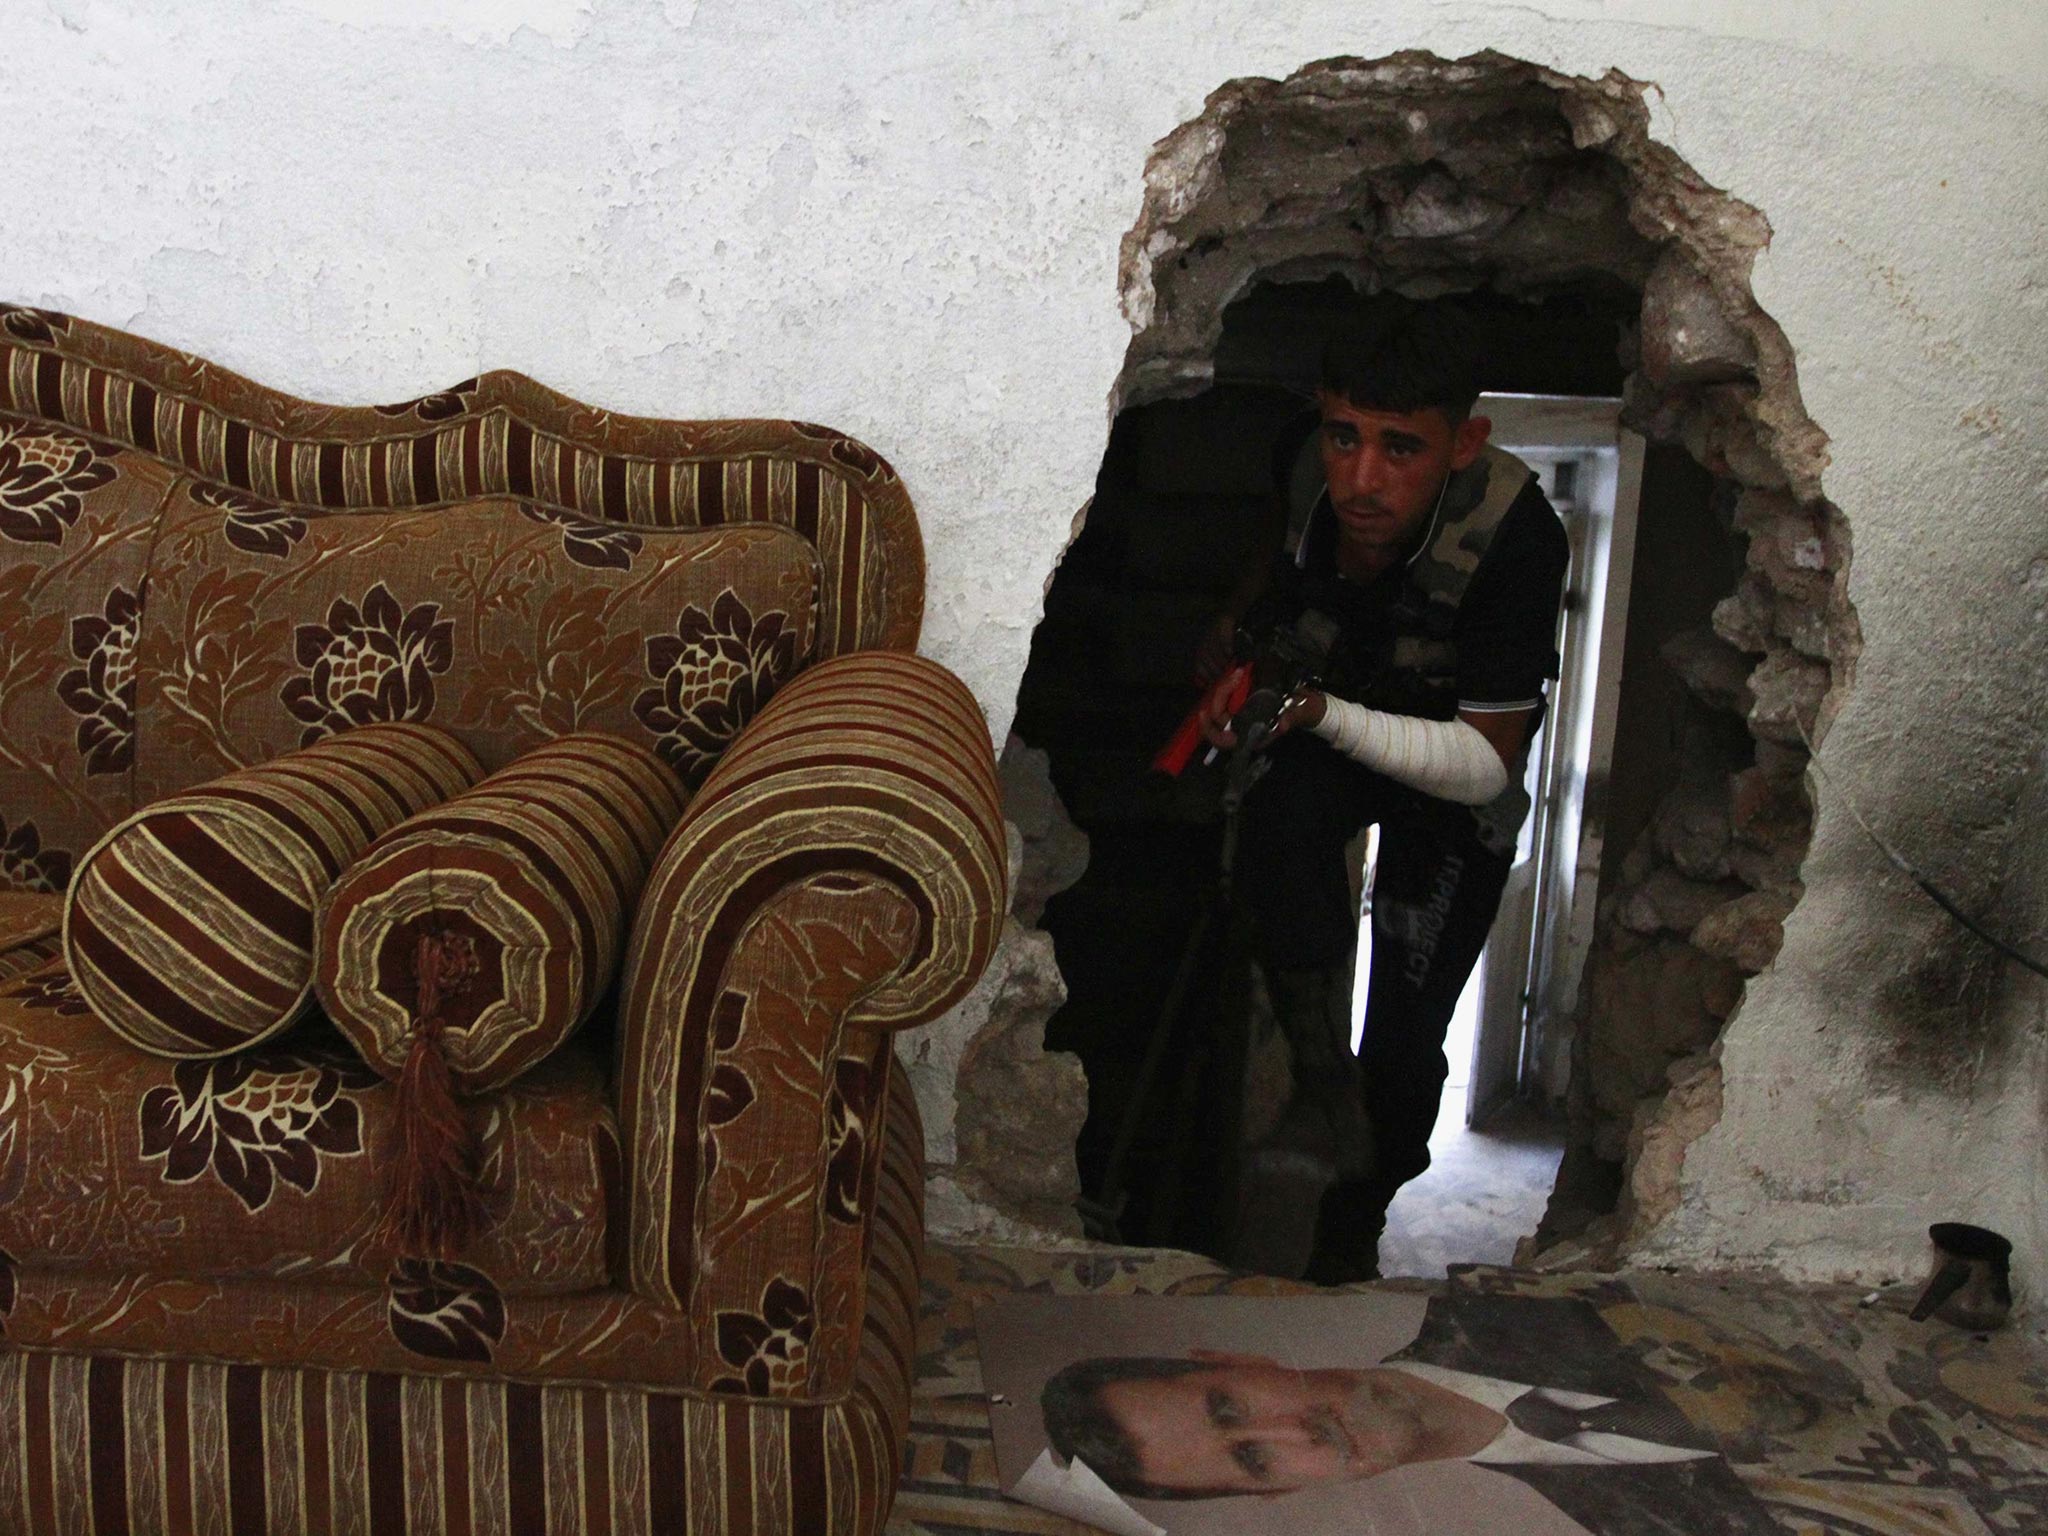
1276, 443, 1541, 856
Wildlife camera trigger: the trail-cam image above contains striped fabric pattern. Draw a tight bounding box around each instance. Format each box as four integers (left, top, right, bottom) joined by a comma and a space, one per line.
0, 1066, 927, 1536
317, 733, 689, 1091
0, 312, 922, 657
617, 651, 1005, 1365
64, 724, 483, 1057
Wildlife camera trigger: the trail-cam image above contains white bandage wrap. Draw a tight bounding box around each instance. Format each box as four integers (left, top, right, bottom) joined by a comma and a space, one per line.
1309, 696, 1510, 805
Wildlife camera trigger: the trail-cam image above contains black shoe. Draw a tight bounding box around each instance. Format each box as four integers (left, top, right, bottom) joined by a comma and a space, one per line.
1265, 966, 1374, 1178
1302, 1244, 1382, 1286
1306, 1176, 1393, 1285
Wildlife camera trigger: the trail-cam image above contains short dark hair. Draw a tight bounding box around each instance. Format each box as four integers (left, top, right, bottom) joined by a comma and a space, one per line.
1319, 300, 1482, 422
1040, 1356, 1243, 1501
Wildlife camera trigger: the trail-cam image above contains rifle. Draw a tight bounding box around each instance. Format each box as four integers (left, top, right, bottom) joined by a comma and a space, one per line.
1088, 608, 1345, 1247
1152, 608, 1343, 777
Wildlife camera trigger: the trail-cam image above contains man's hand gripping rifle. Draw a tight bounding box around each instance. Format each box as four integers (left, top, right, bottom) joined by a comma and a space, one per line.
1154, 608, 1342, 790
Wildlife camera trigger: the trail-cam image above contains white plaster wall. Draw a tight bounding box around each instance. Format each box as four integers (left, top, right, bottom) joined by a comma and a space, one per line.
6, 0, 2045, 1289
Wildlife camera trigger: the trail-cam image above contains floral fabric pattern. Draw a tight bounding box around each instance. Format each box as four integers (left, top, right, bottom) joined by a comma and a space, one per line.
0, 408, 165, 888
823, 1057, 875, 1225
0, 984, 616, 1293
282, 582, 456, 745
131, 486, 817, 800
57, 582, 143, 774
790, 420, 890, 482
0, 818, 71, 895
3, 965, 91, 1017
198, 484, 309, 559
372, 377, 478, 422
519, 501, 643, 570
0, 421, 117, 545
711, 1276, 814, 1395
388, 1258, 508, 1363
138, 1045, 383, 1213
633, 590, 800, 785
0, 305, 69, 345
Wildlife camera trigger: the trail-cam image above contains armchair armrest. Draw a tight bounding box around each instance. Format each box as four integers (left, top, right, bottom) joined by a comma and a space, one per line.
615, 651, 1006, 1396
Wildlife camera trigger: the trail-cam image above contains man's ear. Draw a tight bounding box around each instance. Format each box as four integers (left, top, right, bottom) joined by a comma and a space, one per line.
1449, 413, 1491, 470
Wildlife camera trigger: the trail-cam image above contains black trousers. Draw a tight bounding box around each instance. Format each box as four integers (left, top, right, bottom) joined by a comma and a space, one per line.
1237, 735, 1512, 1228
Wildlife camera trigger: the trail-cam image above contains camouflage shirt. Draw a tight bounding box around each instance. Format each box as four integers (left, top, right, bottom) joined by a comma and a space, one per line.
1253, 440, 1569, 856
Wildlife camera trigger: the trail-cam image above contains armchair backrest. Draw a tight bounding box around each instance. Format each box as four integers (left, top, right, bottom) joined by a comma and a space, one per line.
0, 305, 925, 887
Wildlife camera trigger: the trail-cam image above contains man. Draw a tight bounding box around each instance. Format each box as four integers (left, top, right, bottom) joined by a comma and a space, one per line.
1039, 1348, 1712, 1503
1196, 302, 1569, 1281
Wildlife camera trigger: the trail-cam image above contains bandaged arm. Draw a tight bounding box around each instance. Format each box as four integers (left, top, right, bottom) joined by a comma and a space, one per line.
1309, 696, 1510, 805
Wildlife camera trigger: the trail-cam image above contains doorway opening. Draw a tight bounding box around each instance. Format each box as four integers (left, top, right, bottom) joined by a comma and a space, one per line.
1007, 50, 1852, 1275
1368, 396, 1645, 1274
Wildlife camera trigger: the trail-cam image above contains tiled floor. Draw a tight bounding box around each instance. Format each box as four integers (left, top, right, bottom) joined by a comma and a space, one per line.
890, 1243, 2048, 1535
1379, 1097, 1565, 1278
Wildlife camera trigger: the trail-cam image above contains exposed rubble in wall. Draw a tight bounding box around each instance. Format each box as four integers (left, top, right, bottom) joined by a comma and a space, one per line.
1114, 51, 1857, 1267
1000, 739, 1092, 927
897, 743, 1092, 1239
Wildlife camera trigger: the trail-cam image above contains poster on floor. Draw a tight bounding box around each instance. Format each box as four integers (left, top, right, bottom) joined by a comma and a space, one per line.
977, 1291, 1780, 1535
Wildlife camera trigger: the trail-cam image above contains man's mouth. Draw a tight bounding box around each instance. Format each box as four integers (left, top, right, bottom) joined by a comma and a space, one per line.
1334, 502, 1393, 524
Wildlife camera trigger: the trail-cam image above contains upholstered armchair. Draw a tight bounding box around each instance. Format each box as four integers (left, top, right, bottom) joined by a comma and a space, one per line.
0, 304, 1004, 1534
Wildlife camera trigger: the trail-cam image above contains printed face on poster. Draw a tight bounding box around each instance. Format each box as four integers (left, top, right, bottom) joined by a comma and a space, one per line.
977, 1292, 1762, 1536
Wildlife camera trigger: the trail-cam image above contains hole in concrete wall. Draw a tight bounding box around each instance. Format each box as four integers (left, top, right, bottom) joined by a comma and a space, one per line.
1003, 49, 1856, 1271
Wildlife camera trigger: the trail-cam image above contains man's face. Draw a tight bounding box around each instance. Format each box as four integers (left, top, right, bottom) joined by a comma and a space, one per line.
1317, 393, 1490, 561
1094, 1354, 1472, 1495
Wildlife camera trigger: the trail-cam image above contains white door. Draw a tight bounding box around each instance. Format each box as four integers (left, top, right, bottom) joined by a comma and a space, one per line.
1462, 397, 1643, 1125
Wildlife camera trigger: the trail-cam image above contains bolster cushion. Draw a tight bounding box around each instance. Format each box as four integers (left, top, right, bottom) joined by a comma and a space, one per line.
63, 722, 483, 1057
317, 731, 688, 1092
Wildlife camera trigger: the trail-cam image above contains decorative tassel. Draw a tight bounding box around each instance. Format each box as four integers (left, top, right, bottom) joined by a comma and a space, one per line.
378, 931, 488, 1259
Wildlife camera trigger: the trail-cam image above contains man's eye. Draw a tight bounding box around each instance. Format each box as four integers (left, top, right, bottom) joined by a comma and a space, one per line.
1322, 426, 1357, 449
1231, 1440, 1273, 1480
1206, 1388, 1246, 1427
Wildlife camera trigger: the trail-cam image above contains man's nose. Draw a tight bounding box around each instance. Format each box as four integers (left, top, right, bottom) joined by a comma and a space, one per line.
1336, 449, 1387, 500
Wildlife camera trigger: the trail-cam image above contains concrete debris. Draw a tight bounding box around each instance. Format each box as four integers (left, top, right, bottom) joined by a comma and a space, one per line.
1578, 932, 1743, 1160
1678, 385, 1792, 491
1381, 170, 1515, 241
1729, 764, 1811, 851
1618, 867, 1747, 936
1662, 626, 1757, 714
1652, 777, 1736, 882
998, 738, 1090, 924
1747, 649, 1832, 745
901, 918, 1086, 1239
1621, 1053, 1725, 1233
1692, 889, 1799, 973
1640, 247, 1758, 387
1712, 572, 1779, 654
953, 921, 1088, 1237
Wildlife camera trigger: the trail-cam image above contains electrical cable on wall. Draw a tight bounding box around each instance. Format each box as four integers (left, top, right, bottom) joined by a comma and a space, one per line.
1798, 722, 2048, 982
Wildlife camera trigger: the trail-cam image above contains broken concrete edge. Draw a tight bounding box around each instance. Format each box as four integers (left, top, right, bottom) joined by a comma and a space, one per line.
901, 880, 1091, 1241
1100, 46, 1860, 1272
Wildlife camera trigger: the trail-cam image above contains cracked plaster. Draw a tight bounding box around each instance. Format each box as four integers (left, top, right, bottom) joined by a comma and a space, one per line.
4, 0, 2045, 1294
